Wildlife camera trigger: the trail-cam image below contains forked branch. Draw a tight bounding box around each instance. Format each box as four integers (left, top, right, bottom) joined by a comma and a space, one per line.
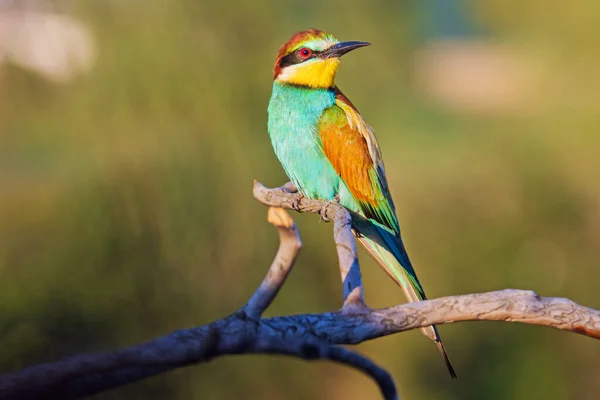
0, 181, 598, 400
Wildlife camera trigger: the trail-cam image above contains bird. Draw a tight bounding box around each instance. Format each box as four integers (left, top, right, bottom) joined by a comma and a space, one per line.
266, 29, 456, 378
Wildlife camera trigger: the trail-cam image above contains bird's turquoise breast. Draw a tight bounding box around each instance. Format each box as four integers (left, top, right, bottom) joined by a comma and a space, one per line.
267, 82, 341, 200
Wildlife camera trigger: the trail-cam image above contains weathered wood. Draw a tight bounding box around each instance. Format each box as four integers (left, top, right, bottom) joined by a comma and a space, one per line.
1, 181, 598, 400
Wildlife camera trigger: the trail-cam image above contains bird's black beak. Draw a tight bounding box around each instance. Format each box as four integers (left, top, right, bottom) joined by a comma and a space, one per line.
321, 41, 371, 59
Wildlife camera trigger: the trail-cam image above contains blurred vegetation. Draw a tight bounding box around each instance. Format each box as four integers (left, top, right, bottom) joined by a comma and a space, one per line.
1, 1, 599, 399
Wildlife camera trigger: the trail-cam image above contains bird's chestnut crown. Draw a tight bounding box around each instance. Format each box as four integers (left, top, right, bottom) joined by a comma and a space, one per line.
273, 29, 370, 89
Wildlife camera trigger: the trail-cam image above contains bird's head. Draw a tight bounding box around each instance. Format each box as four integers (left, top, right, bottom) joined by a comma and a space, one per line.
273, 29, 370, 89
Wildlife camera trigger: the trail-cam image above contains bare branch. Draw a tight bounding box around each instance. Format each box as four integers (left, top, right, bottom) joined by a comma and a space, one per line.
251, 181, 600, 341
246, 337, 397, 400
333, 203, 364, 306
1, 180, 598, 400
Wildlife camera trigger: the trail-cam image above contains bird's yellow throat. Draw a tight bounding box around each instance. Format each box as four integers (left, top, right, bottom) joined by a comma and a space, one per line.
277, 58, 340, 89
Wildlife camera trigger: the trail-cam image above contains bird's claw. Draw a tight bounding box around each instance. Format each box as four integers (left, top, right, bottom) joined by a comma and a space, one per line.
320, 203, 330, 222
319, 195, 340, 222
292, 193, 304, 211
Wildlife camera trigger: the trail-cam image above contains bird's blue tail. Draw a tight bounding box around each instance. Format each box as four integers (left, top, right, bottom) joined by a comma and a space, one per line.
353, 218, 457, 378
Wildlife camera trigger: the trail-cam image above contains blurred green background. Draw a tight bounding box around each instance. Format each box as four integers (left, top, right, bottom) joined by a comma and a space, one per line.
1, 1, 599, 399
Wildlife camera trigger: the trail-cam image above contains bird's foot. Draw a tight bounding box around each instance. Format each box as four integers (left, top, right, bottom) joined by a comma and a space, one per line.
291, 192, 304, 211
319, 195, 340, 222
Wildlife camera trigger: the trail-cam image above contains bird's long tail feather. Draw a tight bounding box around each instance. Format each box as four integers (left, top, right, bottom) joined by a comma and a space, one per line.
354, 222, 457, 378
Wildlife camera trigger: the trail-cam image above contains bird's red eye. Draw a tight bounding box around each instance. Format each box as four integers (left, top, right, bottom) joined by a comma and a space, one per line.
299, 47, 312, 58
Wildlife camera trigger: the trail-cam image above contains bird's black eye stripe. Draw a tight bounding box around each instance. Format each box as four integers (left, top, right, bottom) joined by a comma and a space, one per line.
279, 49, 320, 68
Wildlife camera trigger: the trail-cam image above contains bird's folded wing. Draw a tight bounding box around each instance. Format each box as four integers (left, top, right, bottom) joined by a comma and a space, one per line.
317, 88, 399, 235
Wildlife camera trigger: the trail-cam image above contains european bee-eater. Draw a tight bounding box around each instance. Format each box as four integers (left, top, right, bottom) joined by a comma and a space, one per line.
267, 29, 456, 378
